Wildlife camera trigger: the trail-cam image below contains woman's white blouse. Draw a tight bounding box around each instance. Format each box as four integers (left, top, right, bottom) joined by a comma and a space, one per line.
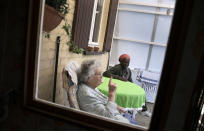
77, 84, 121, 120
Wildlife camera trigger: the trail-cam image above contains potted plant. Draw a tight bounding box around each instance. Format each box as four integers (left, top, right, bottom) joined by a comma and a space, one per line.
43, 0, 69, 32
94, 46, 99, 52
87, 46, 94, 51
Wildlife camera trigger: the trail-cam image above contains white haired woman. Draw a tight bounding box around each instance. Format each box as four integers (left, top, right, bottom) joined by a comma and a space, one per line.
77, 59, 136, 124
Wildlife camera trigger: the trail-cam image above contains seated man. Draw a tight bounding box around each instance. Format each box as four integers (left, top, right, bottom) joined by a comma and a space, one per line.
103, 54, 151, 117
77, 59, 137, 125
103, 54, 133, 82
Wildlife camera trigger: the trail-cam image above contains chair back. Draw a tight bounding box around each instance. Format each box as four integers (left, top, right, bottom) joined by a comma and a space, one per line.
134, 69, 161, 103
62, 61, 80, 109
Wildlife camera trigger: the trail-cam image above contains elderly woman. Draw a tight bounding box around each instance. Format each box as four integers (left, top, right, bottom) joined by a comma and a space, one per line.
77, 59, 132, 124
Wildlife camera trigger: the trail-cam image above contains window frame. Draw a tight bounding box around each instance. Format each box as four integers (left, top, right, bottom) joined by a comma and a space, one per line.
24, 0, 201, 130
88, 0, 105, 47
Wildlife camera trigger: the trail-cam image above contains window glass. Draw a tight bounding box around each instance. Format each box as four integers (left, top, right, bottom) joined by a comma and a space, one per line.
114, 11, 155, 42
89, 0, 104, 46
92, 0, 104, 43
154, 14, 173, 44
148, 46, 166, 72
109, 40, 149, 69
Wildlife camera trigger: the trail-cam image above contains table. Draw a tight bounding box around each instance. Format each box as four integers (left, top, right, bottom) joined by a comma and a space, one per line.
97, 77, 146, 108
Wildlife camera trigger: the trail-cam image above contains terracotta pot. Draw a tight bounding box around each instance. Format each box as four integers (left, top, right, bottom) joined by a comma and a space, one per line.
94, 47, 99, 51
87, 46, 93, 51
43, 4, 64, 32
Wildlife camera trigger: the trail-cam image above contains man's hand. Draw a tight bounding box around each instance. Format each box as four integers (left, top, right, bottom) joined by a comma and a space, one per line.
108, 76, 117, 102
118, 76, 128, 82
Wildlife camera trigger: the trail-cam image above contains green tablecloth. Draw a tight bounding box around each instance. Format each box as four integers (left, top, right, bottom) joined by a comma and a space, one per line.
97, 77, 146, 108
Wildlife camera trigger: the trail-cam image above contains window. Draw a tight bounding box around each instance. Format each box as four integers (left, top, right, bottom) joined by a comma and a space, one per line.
88, 0, 104, 47
72, 0, 118, 52
24, 0, 203, 130
109, 0, 175, 72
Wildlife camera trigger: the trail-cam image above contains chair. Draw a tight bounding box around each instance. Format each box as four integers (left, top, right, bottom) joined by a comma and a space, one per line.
60, 61, 80, 109
134, 69, 161, 103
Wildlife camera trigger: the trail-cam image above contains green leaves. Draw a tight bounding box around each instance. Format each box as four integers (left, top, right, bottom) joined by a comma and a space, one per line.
66, 41, 72, 46
62, 22, 71, 37
45, 0, 83, 54
63, 21, 84, 54
46, 0, 69, 16
73, 47, 84, 54
44, 32, 50, 39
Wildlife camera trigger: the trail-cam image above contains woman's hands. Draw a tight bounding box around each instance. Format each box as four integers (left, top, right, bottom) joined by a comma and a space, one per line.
117, 106, 126, 113
108, 77, 126, 114
108, 76, 117, 102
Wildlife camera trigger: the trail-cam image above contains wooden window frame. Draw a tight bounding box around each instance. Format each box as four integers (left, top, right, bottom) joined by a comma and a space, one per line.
24, 0, 202, 130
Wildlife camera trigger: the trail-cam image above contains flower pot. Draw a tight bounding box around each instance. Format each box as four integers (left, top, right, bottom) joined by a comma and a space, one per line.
43, 4, 64, 32
94, 47, 99, 52
87, 46, 93, 51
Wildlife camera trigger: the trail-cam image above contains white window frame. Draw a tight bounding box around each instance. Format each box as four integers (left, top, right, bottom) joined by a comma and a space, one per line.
88, 0, 105, 47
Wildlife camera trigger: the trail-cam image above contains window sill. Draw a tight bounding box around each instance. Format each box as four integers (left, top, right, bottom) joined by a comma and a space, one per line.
83, 51, 105, 55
